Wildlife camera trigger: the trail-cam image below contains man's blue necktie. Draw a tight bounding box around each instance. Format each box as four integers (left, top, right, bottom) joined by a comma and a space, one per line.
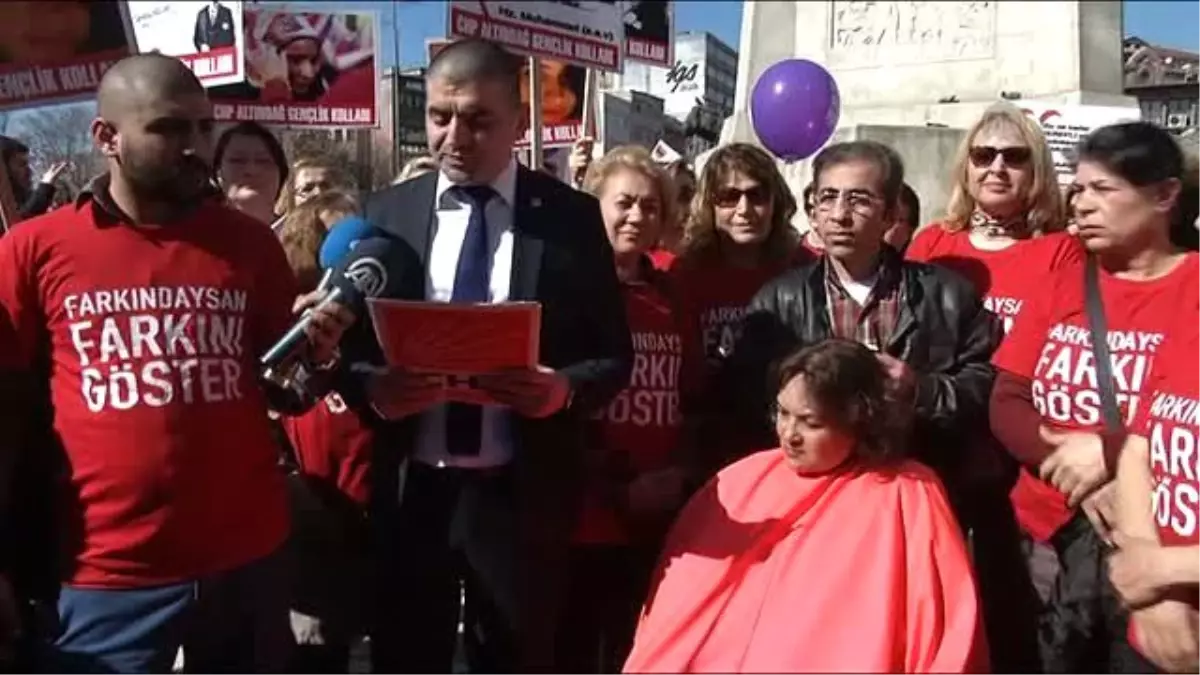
447, 184, 495, 456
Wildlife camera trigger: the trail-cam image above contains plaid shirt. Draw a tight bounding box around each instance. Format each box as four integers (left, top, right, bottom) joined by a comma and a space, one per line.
823, 253, 903, 350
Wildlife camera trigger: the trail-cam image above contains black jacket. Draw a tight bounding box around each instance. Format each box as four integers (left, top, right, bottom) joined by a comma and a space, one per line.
716, 254, 1003, 494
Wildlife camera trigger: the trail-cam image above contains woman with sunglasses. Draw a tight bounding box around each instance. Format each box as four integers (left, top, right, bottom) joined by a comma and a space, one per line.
991, 121, 1199, 672
907, 102, 1080, 335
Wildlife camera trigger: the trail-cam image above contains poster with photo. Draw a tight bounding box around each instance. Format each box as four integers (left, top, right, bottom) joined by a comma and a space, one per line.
448, 0, 624, 72
127, 0, 246, 88
622, 0, 672, 67
0, 1, 134, 110
208, 6, 378, 128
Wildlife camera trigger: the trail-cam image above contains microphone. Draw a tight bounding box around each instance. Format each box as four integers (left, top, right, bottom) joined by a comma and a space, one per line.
319, 215, 376, 270
261, 237, 400, 375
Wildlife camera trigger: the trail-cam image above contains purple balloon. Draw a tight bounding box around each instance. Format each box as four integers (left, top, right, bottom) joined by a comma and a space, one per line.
751, 59, 841, 162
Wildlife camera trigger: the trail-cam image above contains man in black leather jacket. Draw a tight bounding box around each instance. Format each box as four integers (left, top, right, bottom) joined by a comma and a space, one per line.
715, 140, 1040, 672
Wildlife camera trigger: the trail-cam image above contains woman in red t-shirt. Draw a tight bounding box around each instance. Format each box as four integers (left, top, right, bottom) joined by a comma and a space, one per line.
991, 121, 1200, 672
907, 102, 1080, 335
1110, 325, 1200, 673
669, 143, 810, 368
557, 145, 705, 673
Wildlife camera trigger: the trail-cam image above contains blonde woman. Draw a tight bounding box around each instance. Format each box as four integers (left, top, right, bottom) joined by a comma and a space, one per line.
906, 102, 1081, 335
275, 156, 351, 217
557, 145, 704, 674
392, 156, 439, 185
669, 143, 808, 369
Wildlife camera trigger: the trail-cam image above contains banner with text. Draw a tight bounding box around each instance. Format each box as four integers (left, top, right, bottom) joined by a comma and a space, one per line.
1020, 102, 1142, 184
127, 0, 246, 88
0, 1, 134, 110
448, 1, 624, 73
208, 7, 378, 128
429, 38, 584, 149
622, 0, 673, 68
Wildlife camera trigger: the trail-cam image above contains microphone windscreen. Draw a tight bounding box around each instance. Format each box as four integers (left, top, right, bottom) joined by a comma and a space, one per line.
319, 215, 375, 270
327, 236, 408, 310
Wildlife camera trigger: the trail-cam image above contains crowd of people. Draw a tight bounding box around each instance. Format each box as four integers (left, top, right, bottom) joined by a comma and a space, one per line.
0, 35, 1196, 675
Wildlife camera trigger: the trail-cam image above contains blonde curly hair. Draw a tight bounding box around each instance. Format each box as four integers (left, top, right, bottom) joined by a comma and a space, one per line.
942, 102, 1064, 234
677, 143, 798, 267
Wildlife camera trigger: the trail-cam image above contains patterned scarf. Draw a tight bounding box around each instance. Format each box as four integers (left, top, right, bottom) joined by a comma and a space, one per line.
969, 209, 1029, 238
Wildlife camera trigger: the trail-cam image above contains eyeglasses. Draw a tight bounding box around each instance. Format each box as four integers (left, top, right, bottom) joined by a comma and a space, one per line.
969, 146, 1032, 168
713, 186, 770, 208
813, 189, 880, 215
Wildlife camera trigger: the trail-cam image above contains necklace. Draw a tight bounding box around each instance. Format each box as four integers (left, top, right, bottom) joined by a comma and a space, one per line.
969, 210, 1027, 238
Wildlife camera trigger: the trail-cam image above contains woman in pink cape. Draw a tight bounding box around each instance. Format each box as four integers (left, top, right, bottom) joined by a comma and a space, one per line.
623, 340, 989, 673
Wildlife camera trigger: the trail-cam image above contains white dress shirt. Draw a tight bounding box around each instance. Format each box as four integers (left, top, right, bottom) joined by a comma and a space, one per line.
413, 160, 518, 469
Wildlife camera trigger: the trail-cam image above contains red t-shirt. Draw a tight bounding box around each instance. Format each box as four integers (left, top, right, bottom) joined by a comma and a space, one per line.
669, 246, 810, 366
0, 198, 298, 588
279, 391, 374, 507
993, 253, 1199, 541
906, 227, 1083, 335
574, 267, 704, 545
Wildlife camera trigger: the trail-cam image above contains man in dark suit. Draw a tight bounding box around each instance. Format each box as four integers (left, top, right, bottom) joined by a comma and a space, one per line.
193, 1, 236, 52
339, 38, 632, 673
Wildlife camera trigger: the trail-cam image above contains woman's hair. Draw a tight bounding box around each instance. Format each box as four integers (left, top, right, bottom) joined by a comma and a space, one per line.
274, 156, 348, 216
1074, 121, 1199, 251
213, 122, 289, 197
582, 145, 678, 230
276, 190, 359, 292
774, 339, 911, 465
679, 143, 798, 266
943, 102, 1063, 234
393, 156, 440, 184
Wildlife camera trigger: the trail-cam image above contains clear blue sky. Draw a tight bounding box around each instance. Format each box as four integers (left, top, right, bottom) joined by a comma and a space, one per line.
374, 0, 1199, 69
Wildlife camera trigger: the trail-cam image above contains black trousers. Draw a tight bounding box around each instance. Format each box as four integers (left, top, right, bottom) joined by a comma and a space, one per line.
1035, 515, 1159, 674
369, 462, 519, 674
556, 543, 659, 674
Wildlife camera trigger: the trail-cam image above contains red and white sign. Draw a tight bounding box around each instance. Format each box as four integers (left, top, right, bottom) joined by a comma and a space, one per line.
1019, 102, 1141, 185
448, 1, 625, 73
622, 1, 673, 68
126, 1, 246, 88
0, 1, 133, 110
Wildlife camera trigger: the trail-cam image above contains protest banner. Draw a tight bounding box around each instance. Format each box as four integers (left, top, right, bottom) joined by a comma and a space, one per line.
429, 38, 584, 149
623, 0, 673, 68
209, 7, 379, 129
126, 0, 246, 87
0, 1, 134, 110
447, 1, 624, 73
1020, 102, 1142, 184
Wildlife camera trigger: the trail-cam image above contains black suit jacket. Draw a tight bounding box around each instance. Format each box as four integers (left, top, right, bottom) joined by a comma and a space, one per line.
339, 166, 633, 518
193, 5, 237, 52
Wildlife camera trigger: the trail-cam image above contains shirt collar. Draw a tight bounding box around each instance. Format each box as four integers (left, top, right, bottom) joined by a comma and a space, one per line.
74, 172, 223, 226
823, 246, 902, 292
435, 158, 518, 209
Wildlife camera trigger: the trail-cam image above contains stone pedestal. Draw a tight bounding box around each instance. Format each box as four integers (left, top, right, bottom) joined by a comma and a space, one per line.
722, 1, 1139, 228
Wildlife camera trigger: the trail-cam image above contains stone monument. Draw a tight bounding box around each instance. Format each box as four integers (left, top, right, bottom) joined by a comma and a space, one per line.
722, 1, 1139, 227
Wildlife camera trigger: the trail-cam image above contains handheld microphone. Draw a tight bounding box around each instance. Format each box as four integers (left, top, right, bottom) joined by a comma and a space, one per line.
261, 237, 399, 373
319, 215, 376, 270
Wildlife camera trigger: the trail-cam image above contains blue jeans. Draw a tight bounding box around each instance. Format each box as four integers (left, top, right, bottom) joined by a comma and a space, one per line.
42, 547, 293, 674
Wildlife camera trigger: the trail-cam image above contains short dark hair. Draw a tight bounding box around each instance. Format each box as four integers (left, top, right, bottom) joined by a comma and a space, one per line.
898, 183, 920, 228
774, 339, 911, 465
1075, 121, 1198, 251
213, 122, 289, 198
802, 183, 815, 218
427, 38, 523, 108
811, 141, 906, 217
0, 136, 29, 163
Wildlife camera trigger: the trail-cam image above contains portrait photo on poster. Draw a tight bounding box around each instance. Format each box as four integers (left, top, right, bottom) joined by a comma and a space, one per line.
0, 1, 133, 110
208, 7, 378, 128
126, 0, 246, 87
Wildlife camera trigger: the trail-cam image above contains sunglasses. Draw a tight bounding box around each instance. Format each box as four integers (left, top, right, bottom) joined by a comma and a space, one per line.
969, 146, 1032, 168
713, 186, 770, 208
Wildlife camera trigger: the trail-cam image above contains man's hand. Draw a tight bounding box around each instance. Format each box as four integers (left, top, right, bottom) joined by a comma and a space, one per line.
475, 366, 571, 419
875, 352, 917, 399
626, 467, 685, 514
1131, 599, 1200, 673
1109, 531, 1169, 610
293, 290, 355, 364
1081, 480, 1118, 546
40, 161, 70, 185
1039, 426, 1109, 506
366, 367, 445, 420
568, 137, 594, 188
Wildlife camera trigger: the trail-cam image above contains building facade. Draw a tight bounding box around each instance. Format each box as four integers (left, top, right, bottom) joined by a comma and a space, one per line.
1123, 37, 1199, 135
